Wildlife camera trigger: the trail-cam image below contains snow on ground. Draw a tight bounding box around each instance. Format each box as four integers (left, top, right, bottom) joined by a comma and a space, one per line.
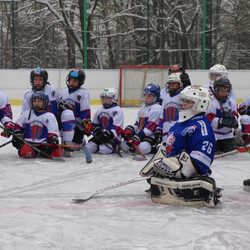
0, 105, 250, 250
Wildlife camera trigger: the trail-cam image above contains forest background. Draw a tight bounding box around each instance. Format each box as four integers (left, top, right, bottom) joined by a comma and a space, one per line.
1, 0, 250, 70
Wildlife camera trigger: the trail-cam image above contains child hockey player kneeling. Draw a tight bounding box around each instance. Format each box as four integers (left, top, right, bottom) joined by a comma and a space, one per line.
86, 88, 124, 154
140, 86, 222, 207
12, 92, 63, 159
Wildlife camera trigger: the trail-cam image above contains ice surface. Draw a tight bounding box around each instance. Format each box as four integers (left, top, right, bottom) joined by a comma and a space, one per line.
0, 106, 250, 249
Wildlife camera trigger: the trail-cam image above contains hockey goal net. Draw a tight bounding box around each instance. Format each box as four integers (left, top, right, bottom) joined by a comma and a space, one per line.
119, 65, 170, 106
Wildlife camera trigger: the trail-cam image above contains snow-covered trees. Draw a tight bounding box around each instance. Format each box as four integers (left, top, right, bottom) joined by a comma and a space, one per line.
0, 0, 250, 69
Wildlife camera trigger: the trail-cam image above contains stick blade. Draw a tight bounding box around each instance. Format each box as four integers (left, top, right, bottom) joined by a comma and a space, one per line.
72, 192, 95, 203
132, 156, 147, 161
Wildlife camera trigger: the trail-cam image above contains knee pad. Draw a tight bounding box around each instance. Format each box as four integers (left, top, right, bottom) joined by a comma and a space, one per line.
18, 144, 37, 158
150, 176, 222, 207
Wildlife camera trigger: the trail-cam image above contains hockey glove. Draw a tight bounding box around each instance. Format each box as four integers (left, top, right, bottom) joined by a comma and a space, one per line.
1, 121, 15, 138
102, 130, 114, 143
121, 125, 135, 141
238, 105, 250, 116
12, 131, 24, 149
218, 111, 238, 129
127, 134, 142, 147
57, 100, 72, 112
180, 73, 191, 88
154, 130, 162, 144
48, 135, 59, 147
82, 119, 93, 136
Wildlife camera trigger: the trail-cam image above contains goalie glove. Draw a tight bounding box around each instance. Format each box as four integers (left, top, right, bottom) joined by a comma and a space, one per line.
153, 151, 199, 179
1, 121, 15, 138
82, 119, 93, 136
57, 100, 72, 112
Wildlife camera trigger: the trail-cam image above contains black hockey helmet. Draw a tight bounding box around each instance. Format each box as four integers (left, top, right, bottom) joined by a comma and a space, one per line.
30, 68, 48, 91
213, 77, 232, 101
66, 69, 86, 91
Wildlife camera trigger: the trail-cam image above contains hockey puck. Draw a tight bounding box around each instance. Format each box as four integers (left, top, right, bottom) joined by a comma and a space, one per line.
243, 179, 250, 192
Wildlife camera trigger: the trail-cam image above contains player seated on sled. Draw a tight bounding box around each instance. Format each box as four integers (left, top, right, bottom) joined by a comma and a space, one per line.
12, 92, 63, 159
140, 86, 222, 207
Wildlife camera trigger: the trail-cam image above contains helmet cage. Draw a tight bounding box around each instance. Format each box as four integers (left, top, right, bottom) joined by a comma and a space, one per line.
30, 92, 49, 112
178, 86, 211, 122
100, 88, 118, 108
165, 73, 183, 96
213, 78, 232, 102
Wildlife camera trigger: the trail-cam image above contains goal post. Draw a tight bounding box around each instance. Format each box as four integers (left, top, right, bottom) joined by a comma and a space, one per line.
119, 65, 170, 106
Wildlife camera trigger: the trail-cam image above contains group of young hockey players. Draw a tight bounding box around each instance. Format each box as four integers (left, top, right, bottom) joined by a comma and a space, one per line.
0, 64, 249, 207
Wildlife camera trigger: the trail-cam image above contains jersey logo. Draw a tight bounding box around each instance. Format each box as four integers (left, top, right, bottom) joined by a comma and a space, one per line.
77, 95, 81, 101
30, 121, 43, 139
98, 112, 111, 129
181, 125, 197, 136
163, 103, 179, 121
51, 91, 55, 97
138, 114, 146, 130
166, 132, 176, 154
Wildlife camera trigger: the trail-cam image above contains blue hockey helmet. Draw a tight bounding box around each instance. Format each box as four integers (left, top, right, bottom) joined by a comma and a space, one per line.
142, 83, 160, 106
30, 92, 49, 111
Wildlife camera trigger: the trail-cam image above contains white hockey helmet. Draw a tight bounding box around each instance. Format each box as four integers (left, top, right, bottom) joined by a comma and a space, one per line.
100, 88, 118, 108
165, 72, 184, 96
178, 86, 211, 122
208, 64, 228, 84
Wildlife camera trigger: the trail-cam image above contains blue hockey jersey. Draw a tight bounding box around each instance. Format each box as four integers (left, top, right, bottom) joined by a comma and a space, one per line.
165, 113, 216, 175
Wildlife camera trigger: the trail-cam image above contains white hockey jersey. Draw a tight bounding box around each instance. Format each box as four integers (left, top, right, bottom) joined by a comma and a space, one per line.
157, 93, 180, 142
160, 88, 169, 101
134, 103, 162, 138
21, 84, 61, 116
15, 109, 60, 144
60, 88, 91, 122
93, 104, 124, 143
0, 91, 13, 125
203, 83, 237, 102
239, 95, 250, 108
206, 97, 238, 140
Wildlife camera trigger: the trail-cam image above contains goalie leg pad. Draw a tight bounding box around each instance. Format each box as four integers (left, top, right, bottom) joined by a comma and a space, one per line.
140, 143, 167, 176
150, 176, 222, 207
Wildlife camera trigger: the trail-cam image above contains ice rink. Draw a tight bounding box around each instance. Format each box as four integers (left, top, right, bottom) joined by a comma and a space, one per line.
0, 105, 250, 250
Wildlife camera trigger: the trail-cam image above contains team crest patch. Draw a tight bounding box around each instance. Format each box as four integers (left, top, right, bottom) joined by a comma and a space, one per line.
113, 111, 117, 117
99, 112, 111, 129
30, 121, 43, 139
77, 95, 81, 101
164, 103, 179, 121
181, 125, 197, 136
51, 91, 55, 97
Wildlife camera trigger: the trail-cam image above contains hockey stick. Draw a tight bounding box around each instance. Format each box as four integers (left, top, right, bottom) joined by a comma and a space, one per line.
90, 131, 123, 157
132, 143, 147, 160
0, 125, 65, 161
0, 140, 12, 148
118, 144, 147, 161
214, 149, 238, 159
31, 142, 92, 163
72, 175, 152, 203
